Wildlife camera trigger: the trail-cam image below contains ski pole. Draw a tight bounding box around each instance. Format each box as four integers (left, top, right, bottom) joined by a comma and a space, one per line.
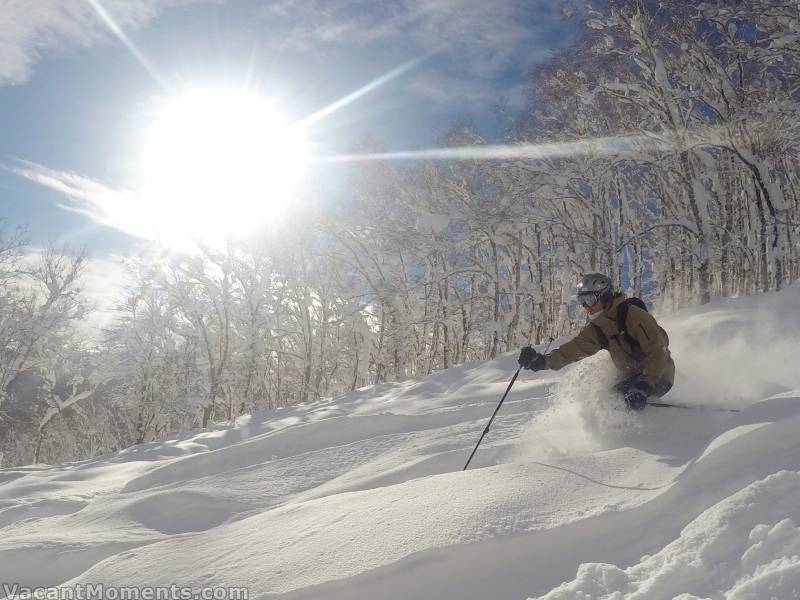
463, 339, 553, 471
463, 366, 522, 471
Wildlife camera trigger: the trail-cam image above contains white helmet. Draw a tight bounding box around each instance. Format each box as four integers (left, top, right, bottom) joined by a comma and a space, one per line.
576, 273, 613, 307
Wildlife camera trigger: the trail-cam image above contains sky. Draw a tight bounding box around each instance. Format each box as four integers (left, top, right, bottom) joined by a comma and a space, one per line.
0, 0, 584, 255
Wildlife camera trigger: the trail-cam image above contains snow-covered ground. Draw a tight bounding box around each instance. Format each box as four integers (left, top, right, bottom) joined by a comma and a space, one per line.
2, 287, 800, 600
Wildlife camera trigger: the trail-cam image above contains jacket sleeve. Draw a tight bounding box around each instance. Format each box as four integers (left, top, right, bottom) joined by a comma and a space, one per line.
545, 323, 604, 370
625, 306, 670, 387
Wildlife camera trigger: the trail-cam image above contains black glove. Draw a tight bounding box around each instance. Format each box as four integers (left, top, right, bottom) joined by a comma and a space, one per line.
518, 346, 547, 371
624, 380, 653, 411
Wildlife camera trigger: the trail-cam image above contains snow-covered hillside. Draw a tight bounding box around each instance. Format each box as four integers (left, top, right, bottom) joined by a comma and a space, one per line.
2, 287, 800, 600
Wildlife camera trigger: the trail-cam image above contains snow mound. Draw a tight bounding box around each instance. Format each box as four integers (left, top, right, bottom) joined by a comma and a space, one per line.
57, 452, 667, 595
534, 470, 800, 600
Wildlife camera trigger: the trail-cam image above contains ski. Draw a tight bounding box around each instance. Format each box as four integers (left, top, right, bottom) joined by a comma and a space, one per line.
648, 401, 740, 413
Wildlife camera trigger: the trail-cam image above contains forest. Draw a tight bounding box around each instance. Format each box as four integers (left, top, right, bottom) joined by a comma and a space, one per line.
1, 0, 799, 467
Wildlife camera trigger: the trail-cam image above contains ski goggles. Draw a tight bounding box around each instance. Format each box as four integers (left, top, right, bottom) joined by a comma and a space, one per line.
577, 291, 600, 307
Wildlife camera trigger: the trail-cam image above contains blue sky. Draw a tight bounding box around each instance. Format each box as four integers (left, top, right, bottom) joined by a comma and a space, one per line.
0, 0, 583, 253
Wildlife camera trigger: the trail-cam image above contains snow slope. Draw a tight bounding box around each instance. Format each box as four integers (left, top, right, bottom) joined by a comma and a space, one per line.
2, 287, 800, 599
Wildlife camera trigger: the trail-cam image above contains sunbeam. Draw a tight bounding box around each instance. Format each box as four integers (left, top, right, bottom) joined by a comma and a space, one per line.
311, 139, 618, 164
87, 0, 169, 90
310, 128, 726, 164
300, 52, 436, 127
312, 134, 647, 164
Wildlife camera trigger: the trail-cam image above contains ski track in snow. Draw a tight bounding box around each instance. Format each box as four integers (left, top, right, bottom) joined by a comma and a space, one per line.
1, 286, 800, 599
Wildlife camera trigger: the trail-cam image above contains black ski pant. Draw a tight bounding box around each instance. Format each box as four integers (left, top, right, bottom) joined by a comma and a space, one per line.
612, 372, 673, 399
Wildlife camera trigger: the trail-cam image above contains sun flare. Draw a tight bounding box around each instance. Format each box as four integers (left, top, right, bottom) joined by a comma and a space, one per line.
141, 88, 307, 246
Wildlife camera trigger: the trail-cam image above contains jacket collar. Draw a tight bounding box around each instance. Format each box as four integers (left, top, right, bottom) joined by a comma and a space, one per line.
591, 293, 628, 334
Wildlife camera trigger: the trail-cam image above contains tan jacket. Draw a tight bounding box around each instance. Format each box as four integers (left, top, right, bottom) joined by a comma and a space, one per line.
545, 294, 675, 387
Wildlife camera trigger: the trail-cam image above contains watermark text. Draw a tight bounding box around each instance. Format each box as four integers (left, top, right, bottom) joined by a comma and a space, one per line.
2, 584, 248, 600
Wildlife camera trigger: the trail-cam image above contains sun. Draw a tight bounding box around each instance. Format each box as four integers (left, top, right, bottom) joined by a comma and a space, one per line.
141, 88, 307, 247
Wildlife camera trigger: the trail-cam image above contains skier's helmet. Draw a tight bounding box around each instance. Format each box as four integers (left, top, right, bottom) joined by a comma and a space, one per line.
576, 273, 613, 307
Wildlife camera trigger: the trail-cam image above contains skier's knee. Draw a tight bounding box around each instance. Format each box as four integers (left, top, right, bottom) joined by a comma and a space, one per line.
624, 393, 647, 411
652, 379, 673, 398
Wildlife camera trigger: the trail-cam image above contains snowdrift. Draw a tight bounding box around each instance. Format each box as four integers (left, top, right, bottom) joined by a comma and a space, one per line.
2, 286, 800, 600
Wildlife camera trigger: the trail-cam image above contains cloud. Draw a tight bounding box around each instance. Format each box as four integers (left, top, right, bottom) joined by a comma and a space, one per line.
0, 0, 579, 110
80, 253, 129, 332
405, 72, 532, 113
7, 159, 155, 241
0, 0, 208, 85
259, 0, 577, 105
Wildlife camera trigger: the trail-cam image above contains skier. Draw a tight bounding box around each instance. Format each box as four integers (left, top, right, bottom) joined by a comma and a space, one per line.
517, 273, 675, 410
